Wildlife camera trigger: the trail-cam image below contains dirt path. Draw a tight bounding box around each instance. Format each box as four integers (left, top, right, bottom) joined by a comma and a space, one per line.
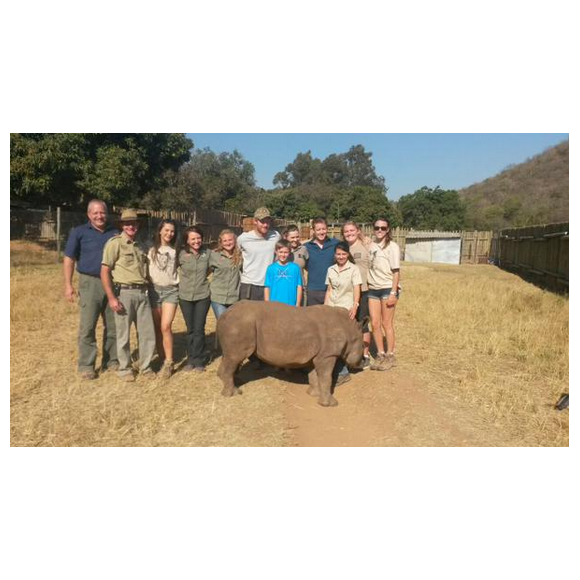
277, 366, 492, 447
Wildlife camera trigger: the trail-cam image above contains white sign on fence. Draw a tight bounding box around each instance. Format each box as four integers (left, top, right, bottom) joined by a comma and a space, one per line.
405, 238, 461, 265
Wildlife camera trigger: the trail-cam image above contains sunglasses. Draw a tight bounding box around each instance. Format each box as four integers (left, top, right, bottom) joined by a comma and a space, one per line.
374, 226, 389, 231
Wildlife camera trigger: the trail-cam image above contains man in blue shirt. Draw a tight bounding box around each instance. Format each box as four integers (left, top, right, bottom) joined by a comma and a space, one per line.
304, 217, 339, 306
63, 199, 119, 379
264, 240, 303, 307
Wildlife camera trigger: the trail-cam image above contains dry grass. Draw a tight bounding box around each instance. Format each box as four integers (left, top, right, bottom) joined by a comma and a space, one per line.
10, 241, 568, 446
10, 241, 287, 446
396, 263, 569, 446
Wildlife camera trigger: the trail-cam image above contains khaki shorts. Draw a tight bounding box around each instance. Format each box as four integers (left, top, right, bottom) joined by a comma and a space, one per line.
149, 284, 179, 307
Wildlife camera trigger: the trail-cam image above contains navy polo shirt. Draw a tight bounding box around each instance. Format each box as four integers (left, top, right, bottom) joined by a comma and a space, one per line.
64, 222, 119, 277
304, 237, 340, 291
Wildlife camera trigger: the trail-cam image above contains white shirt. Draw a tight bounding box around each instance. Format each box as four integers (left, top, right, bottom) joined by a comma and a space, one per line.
368, 241, 401, 290
237, 229, 281, 285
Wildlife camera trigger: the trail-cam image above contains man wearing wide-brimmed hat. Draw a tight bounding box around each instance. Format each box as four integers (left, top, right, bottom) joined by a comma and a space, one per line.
63, 199, 120, 380
100, 209, 157, 382
237, 207, 281, 301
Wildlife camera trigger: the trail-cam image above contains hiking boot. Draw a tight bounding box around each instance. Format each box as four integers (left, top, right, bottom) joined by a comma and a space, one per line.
193, 366, 206, 373
119, 372, 135, 382
141, 370, 157, 380
105, 362, 120, 372
335, 373, 352, 387
182, 364, 195, 372
80, 370, 97, 380
370, 354, 388, 371
159, 361, 174, 380
362, 355, 371, 370
384, 353, 397, 370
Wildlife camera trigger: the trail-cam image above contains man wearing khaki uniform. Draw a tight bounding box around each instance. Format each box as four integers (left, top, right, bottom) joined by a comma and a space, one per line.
101, 210, 156, 381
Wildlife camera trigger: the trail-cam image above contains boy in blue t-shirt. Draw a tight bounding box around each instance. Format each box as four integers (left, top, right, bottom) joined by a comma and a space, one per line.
264, 240, 303, 307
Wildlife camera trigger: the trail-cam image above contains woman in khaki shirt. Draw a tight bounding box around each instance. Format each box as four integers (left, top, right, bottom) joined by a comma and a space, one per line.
209, 229, 242, 319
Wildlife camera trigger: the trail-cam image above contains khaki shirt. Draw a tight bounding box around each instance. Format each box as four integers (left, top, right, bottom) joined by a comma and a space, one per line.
348, 239, 370, 291
101, 233, 148, 285
290, 244, 309, 286
178, 249, 210, 301
368, 241, 401, 290
325, 262, 362, 310
209, 249, 241, 305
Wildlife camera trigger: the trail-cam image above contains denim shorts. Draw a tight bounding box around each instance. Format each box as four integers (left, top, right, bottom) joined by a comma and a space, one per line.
367, 287, 400, 301
149, 284, 179, 307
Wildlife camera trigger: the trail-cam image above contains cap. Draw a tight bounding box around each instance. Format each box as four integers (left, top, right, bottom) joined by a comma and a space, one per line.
254, 207, 272, 220
117, 209, 140, 222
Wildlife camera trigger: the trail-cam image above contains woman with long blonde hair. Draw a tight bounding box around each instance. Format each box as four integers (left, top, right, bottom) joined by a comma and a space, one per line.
209, 229, 242, 319
341, 220, 372, 368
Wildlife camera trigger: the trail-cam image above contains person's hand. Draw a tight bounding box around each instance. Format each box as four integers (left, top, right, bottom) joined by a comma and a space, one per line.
108, 297, 125, 314
386, 294, 398, 307
348, 305, 357, 320
64, 284, 77, 302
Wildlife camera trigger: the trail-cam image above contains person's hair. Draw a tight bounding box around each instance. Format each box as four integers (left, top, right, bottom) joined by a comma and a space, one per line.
341, 220, 371, 248
373, 217, 392, 248
182, 225, 204, 253
312, 217, 328, 228
283, 224, 300, 238
215, 228, 242, 266
335, 240, 355, 264
151, 219, 178, 270
275, 239, 291, 252
87, 199, 107, 213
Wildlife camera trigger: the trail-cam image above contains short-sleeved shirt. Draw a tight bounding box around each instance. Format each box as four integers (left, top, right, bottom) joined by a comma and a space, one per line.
304, 237, 340, 291
148, 246, 179, 287
290, 244, 309, 285
178, 248, 210, 301
368, 241, 401, 290
237, 229, 281, 286
265, 261, 302, 306
209, 250, 241, 305
325, 262, 362, 310
64, 222, 119, 277
348, 239, 371, 292
101, 233, 148, 285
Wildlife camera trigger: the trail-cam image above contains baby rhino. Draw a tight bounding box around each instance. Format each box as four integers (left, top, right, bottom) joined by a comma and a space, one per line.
217, 300, 365, 407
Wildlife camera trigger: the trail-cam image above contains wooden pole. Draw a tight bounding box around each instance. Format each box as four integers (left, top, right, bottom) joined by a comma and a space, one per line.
56, 206, 61, 262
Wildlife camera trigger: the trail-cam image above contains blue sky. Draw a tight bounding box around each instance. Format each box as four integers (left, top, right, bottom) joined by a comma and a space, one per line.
186, 133, 569, 201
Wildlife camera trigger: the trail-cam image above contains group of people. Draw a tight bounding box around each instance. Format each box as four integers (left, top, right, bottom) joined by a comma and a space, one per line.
64, 200, 401, 384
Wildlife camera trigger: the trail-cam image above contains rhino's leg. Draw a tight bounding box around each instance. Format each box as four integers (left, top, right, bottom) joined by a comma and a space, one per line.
314, 358, 339, 407
218, 357, 243, 397
306, 367, 320, 398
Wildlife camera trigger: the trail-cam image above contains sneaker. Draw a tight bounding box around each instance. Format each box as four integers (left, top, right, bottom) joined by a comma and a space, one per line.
362, 355, 371, 370
335, 373, 352, 387
80, 370, 97, 380
119, 372, 135, 382
105, 362, 120, 372
193, 366, 206, 373
159, 361, 174, 380
141, 370, 157, 380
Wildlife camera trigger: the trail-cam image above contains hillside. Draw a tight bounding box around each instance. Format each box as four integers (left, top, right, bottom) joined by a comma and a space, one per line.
460, 140, 569, 230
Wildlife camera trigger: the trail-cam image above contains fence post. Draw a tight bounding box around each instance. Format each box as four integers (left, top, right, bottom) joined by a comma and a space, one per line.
56, 206, 61, 262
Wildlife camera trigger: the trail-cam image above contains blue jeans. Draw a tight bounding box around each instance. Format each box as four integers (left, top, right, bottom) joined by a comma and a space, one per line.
211, 301, 230, 319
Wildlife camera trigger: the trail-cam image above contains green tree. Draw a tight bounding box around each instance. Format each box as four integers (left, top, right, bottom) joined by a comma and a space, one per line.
397, 186, 466, 230
10, 133, 193, 207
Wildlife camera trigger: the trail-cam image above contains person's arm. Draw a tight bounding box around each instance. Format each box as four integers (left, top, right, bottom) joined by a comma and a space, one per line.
63, 257, 77, 302
387, 270, 400, 307
324, 286, 331, 305
100, 264, 124, 313
296, 284, 303, 307
349, 284, 361, 320
264, 287, 270, 302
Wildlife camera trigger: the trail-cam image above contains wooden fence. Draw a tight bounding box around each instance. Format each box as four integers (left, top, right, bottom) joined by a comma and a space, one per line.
490, 222, 569, 291
11, 206, 494, 264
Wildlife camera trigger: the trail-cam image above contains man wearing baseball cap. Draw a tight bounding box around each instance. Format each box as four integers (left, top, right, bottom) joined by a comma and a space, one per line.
237, 207, 281, 301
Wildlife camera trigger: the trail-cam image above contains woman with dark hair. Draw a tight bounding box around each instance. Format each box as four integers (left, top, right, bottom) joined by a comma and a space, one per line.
209, 229, 242, 319
178, 226, 211, 372
148, 219, 179, 379
368, 217, 401, 371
